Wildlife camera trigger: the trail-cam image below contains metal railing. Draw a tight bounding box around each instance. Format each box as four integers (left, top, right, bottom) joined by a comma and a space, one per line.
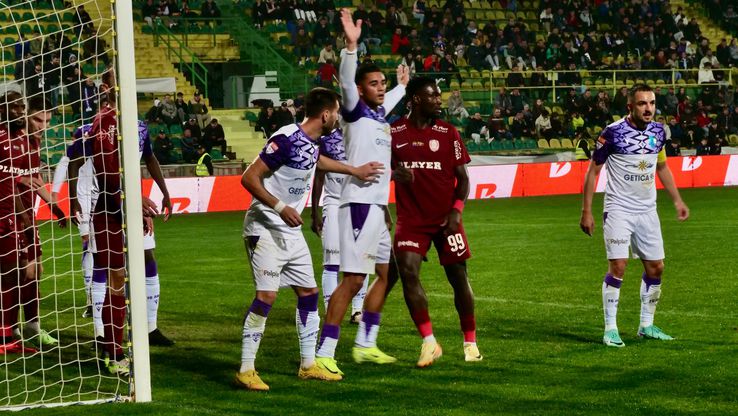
152, 18, 209, 98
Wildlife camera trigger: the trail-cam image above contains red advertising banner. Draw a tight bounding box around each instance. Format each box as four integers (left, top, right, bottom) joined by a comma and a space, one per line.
34, 155, 738, 220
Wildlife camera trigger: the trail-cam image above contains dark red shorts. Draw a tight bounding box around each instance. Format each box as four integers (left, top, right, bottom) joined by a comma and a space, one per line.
20, 223, 41, 262
92, 212, 125, 270
0, 218, 27, 267
394, 222, 471, 266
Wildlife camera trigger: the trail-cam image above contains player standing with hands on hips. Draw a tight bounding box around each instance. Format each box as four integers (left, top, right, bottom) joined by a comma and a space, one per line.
580, 84, 689, 348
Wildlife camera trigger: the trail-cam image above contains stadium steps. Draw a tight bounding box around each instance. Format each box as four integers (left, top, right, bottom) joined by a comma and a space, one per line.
210, 109, 265, 164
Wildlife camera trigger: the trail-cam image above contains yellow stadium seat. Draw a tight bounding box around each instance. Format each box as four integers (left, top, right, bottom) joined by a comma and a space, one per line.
560, 138, 574, 148
613, 115, 621, 121
729, 134, 738, 146
549, 138, 562, 149
538, 139, 550, 149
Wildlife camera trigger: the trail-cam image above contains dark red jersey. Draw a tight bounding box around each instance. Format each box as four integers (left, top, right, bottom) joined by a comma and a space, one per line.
91, 107, 121, 212
15, 135, 41, 219
390, 117, 470, 227
0, 126, 30, 222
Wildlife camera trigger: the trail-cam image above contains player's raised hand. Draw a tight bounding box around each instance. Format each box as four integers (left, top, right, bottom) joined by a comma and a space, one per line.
279, 206, 303, 227
340, 8, 362, 47
392, 165, 414, 184
353, 161, 384, 181
580, 210, 594, 236
142, 195, 159, 218
675, 200, 689, 221
396, 64, 410, 87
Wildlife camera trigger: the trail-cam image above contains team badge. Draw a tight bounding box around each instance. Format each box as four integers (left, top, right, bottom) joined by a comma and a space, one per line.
429, 139, 440, 152
265, 142, 278, 154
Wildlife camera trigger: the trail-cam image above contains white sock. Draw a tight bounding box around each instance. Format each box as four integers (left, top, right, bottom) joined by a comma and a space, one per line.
640, 276, 662, 328
82, 249, 93, 305
423, 335, 437, 344
146, 274, 160, 332
602, 276, 622, 332
92, 280, 106, 338
351, 276, 369, 314
316, 324, 340, 358
295, 294, 320, 369
321, 267, 338, 310
25, 321, 40, 336
354, 312, 381, 348
240, 311, 267, 373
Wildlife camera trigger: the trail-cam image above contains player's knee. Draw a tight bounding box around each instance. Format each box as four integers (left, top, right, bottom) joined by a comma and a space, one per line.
144, 249, 155, 263
645, 261, 664, 278
256, 291, 277, 305
608, 260, 627, 278
343, 275, 366, 293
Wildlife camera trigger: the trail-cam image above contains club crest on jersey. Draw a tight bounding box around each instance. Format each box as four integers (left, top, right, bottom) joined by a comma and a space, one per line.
265, 142, 278, 154
429, 139, 440, 152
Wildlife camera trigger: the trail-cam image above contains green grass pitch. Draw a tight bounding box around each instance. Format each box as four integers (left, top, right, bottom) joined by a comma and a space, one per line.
16, 187, 738, 415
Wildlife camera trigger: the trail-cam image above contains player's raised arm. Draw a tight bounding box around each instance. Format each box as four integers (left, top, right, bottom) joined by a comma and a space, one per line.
339, 8, 361, 112
241, 156, 302, 227
655, 150, 689, 221
317, 154, 384, 181
383, 65, 410, 114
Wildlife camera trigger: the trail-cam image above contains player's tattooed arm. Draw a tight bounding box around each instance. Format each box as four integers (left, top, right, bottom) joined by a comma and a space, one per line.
310, 169, 326, 236
656, 161, 689, 221
317, 155, 384, 181
580, 161, 604, 236
241, 156, 303, 227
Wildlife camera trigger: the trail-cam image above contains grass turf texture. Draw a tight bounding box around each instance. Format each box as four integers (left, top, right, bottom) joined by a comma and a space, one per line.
14, 186, 738, 415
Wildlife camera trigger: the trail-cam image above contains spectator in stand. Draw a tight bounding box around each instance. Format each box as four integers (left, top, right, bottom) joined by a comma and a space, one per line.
667, 117, 686, 144
423, 53, 441, 72
447, 89, 469, 120
665, 140, 681, 157
392, 28, 411, 56
188, 91, 210, 128
174, 92, 189, 123
256, 106, 279, 137
509, 88, 525, 114
495, 88, 513, 117
316, 59, 337, 88
195, 145, 214, 175
510, 111, 533, 139
159, 94, 178, 128
145, 98, 163, 124
252, 0, 268, 27
412, 0, 426, 25
202, 118, 227, 155
535, 110, 553, 139
181, 127, 201, 163
611, 86, 628, 115
506, 64, 524, 88
153, 129, 177, 164
76, 5, 94, 35
183, 116, 202, 140
142, 0, 159, 26
440, 53, 461, 88
313, 16, 333, 47
25, 61, 44, 101
466, 112, 488, 143
487, 108, 512, 141
44, 54, 62, 109
698, 62, 716, 84
294, 27, 312, 66
571, 111, 585, 134
201, 0, 221, 24
317, 44, 337, 64
695, 137, 711, 155
663, 87, 679, 116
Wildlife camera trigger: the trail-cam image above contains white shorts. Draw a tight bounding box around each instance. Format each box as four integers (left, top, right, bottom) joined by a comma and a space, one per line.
143, 232, 156, 250
603, 210, 665, 261
339, 203, 391, 275
321, 204, 341, 266
245, 233, 316, 292
77, 175, 98, 238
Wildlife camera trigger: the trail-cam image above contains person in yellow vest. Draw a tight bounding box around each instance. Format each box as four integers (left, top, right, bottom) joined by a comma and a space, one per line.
196, 145, 213, 176
575, 132, 591, 160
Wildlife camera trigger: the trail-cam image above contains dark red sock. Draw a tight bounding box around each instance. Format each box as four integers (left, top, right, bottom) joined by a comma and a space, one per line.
103, 293, 127, 358
20, 279, 39, 323
460, 314, 476, 343
1, 278, 19, 340
410, 309, 434, 338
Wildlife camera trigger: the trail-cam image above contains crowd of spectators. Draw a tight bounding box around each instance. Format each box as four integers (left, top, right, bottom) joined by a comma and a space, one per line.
141, 0, 222, 28
248, 0, 738, 152
145, 91, 227, 164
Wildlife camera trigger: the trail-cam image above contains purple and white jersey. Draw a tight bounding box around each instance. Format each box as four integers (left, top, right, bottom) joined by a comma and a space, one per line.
593, 117, 667, 213
338, 48, 405, 206
244, 124, 319, 238
319, 128, 346, 207
138, 120, 153, 160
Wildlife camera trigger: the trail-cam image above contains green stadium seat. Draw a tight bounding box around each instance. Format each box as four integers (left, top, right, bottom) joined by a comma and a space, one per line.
211, 149, 223, 159
501, 140, 514, 150
169, 124, 183, 135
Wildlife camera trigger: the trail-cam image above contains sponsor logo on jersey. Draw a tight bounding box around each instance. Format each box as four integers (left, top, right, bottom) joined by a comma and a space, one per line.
431, 125, 448, 133
637, 160, 653, 171
412, 141, 425, 147
623, 173, 654, 181
375, 138, 391, 147
454, 140, 462, 160
0, 165, 41, 175
397, 240, 420, 248
429, 139, 440, 152
265, 142, 278, 154
391, 124, 407, 133
399, 161, 442, 170
288, 187, 308, 195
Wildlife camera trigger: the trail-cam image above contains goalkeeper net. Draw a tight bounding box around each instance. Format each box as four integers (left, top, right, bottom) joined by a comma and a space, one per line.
0, 0, 147, 409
